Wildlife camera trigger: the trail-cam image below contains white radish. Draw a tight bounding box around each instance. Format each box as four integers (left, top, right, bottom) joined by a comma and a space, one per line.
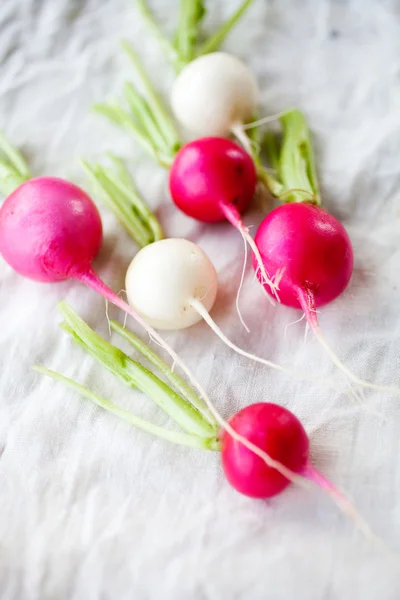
170, 52, 259, 143
126, 238, 218, 330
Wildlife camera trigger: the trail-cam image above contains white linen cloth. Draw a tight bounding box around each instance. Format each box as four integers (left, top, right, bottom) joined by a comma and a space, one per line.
1, 1, 400, 598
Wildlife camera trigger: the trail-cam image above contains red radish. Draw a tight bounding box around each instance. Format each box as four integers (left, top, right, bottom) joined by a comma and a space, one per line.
221, 402, 309, 498
169, 137, 278, 298
220, 403, 375, 540
253, 203, 353, 310
0, 176, 168, 332
254, 109, 400, 397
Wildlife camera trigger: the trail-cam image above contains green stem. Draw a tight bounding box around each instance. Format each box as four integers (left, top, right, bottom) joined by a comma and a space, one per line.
0, 132, 31, 196
123, 83, 169, 152
197, 0, 254, 56
58, 302, 217, 438
106, 154, 164, 242
82, 161, 151, 247
274, 109, 321, 206
82, 156, 163, 247
34, 366, 219, 450
92, 103, 167, 165
175, 0, 205, 65
136, 0, 184, 72
263, 130, 281, 172
256, 165, 283, 197
121, 41, 181, 151
110, 319, 217, 426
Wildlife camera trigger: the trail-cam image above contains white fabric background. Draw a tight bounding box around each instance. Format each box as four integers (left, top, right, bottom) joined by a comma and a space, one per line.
1, 0, 400, 598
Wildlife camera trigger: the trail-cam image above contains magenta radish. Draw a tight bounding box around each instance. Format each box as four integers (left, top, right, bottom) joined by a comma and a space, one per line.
169, 136, 278, 298
253, 109, 400, 396
254, 203, 353, 310
221, 402, 309, 498
36, 310, 374, 538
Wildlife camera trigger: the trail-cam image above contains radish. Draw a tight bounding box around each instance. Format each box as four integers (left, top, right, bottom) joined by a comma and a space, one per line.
171, 52, 258, 146
169, 136, 279, 299
253, 109, 400, 397
36, 307, 375, 538
221, 402, 308, 498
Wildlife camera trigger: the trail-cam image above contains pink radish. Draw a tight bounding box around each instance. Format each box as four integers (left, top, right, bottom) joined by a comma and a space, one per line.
253, 109, 400, 396
221, 403, 376, 539
169, 136, 278, 298
253, 203, 353, 310
221, 402, 309, 498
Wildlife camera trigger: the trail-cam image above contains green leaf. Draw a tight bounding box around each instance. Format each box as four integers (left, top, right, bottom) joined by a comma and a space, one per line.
0, 132, 31, 195
121, 41, 181, 151
110, 319, 217, 426
136, 0, 183, 71
175, 0, 206, 64
58, 302, 217, 438
198, 0, 254, 56
34, 366, 220, 450
276, 109, 321, 205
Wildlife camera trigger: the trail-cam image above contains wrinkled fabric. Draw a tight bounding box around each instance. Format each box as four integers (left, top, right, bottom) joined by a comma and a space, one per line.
1, 1, 400, 598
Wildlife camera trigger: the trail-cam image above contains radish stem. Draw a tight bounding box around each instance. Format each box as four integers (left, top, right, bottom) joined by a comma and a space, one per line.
175, 0, 205, 64
110, 319, 217, 426
137, 0, 254, 70
58, 301, 218, 437
136, 0, 183, 71
34, 366, 219, 450
0, 131, 31, 196
263, 109, 321, 205
92, 103, 173, 166
197, 0, 254, 56
81, 155, 163, 246
121, 41, 181, 151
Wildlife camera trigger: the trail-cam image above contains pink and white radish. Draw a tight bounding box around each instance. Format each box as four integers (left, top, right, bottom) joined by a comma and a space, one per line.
169, 136, 278, 299
171, 52, 258, 146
